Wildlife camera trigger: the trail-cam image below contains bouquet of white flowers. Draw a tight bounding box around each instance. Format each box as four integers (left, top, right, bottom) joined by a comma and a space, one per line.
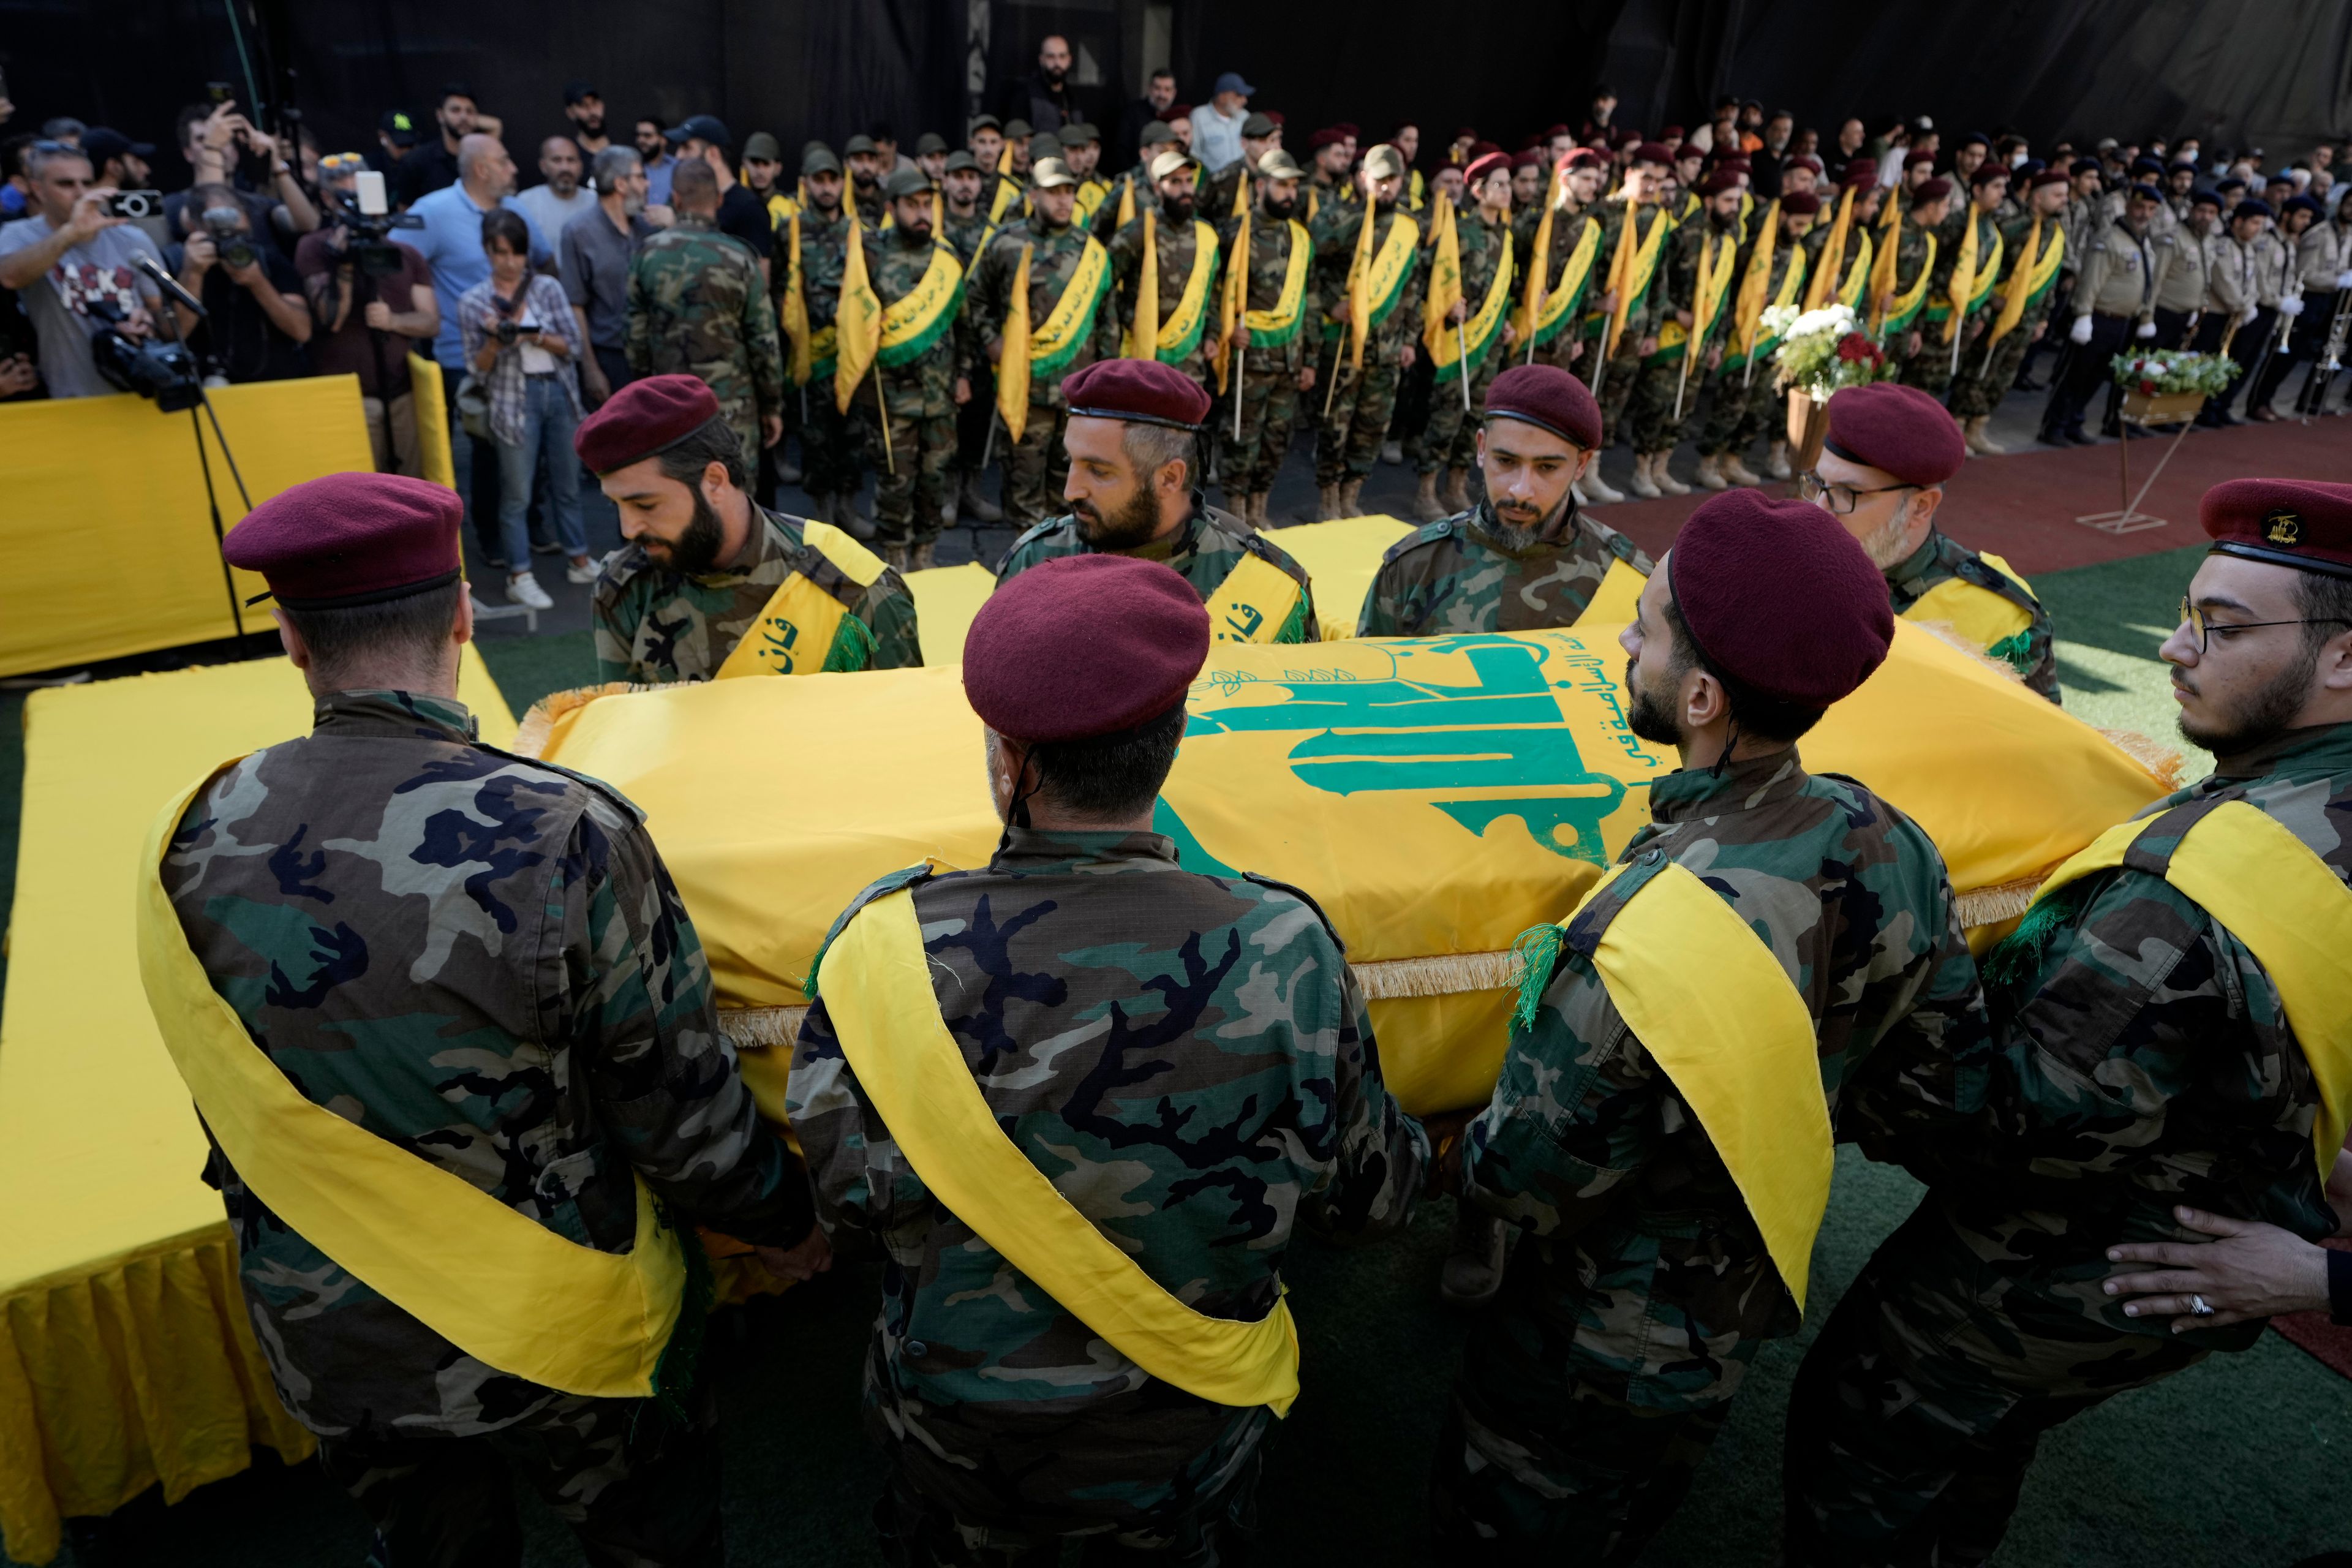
2108, 350, 2241, 398
1765, 302, 1896, 400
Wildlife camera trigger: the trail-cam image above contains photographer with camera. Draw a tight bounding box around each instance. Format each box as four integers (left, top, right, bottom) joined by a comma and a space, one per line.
168, 183, 312, 383
459, 206, 591, 608
299, 154, 438, 473
0, 140, 165, 397
164, 97, 317, 251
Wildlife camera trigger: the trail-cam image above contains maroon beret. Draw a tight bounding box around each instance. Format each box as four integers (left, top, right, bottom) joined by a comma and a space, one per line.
965, 555, 1209, 742
2027, 167, 2071, 192
1485, 363, 1602, 451
1912, 176, 1953, 203
1468, 140, 1504, 160
2202, 478, 2352, 579
1562, 148, 1607, 171
1667, 491, 1893, 707
1307, 127, 1345, 151
224, 472, 462, 610
1661, 125, 1687, 140
1905, 149, 1938, 167
1334, 122, 1361, 139
1544, 123, 1571, 139
1713, 154, 1752, 174
1464, 151, 1511, 187
1453, 125, 1479, 141
1061, 358, 1212, 431
1789, 154, 1825, 173
1969, 163, 2011, 187
1698, 169, 1743, 197
1781, 190, 1822, 215
1511, 148, 1544, 170
1631, 141, 1674, 167
1844, 163, 1882, 188
1825, 383, 1967, 487
575, 374, 725, 475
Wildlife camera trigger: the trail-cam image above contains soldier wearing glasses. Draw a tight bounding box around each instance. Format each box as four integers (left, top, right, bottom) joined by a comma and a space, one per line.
1785, 477, 2352, 1567
1802, 384, 2059, 702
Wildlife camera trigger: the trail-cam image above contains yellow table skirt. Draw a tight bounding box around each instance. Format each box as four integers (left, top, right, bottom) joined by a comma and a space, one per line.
0, 651, 514, 1565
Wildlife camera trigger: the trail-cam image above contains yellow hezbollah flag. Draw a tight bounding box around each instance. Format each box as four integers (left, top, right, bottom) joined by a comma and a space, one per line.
997, 243, 1035, 443
835, 192, 882, 414
1125, 209, 1161, 359
780, 209, 813, 387
1217, 207, 1248, 395
1420, 191, 1463, 361
1985, 214, 2048, 348
1516, 168, 1560, 348
521, 617, 2175, 1117
1726, 199, 1782, 361
1869, 198, 1903, 334
1346, 197, 1378, 370
1804, 186, 1856, 311
1943, 208, 1981, 345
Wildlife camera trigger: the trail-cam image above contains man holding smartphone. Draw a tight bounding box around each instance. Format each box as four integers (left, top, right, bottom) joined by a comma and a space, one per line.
0, 139, 165, 397
300, 156, 439, 472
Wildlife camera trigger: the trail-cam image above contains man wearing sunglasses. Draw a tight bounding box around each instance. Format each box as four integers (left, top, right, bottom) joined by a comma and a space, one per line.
1785, 476, 2352, 1566
1802, 382, 2059, 702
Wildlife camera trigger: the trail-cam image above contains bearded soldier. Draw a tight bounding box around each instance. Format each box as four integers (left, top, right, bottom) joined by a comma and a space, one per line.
997, 359, 1321, 644
587, 376, 921, 681
1624, 170, 1743, 497
1694, 190, 1816, 490
1900, 165, 2008, 400
1412, 151, 1519, 522
1209, 148, 1316, 530
1107, 147, 1223, 393
1311, 142, 1424, 518
1949, 167, 2070, 454
1589, 143, 1676, 469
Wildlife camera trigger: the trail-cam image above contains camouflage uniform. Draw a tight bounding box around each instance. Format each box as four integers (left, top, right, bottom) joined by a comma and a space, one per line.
1785, 722, 2352, 1567
1627, 213, 1738, 455
1216, 202, 1315, 498
1107, 204, 1222, 386
1697, 227, 1806, 461
1510, 205, 1602, 375
1948, 211, 2064, 418
996, 500, 1322, 642
1592, 198, 1673, 447
940, 203, 999, 495
1419, 205, 1512, 477
1883, 530, 2059, 702
592, 503, 922, 682
799, 202, 870, 506
1901, 205, 2001, 398
788, 829, 1428, 1559
1355, 500, 1650, 635
860, 223, 968, 550
1435, 749, 1988, 1560
625, 214, 785, 462
1310, 202, 1425, 486
1877, 219, 1937, 356
965, 212, 1122, 527
161, 690, 810, 1562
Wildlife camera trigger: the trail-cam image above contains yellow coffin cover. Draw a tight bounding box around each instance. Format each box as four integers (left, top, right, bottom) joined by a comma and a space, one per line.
525, 622, 2171, 1114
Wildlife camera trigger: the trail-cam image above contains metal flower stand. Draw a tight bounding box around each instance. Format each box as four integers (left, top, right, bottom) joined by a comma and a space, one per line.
2073, 388, 2206, 534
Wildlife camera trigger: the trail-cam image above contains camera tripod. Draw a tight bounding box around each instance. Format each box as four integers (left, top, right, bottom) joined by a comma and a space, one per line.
134, 254, 261, 638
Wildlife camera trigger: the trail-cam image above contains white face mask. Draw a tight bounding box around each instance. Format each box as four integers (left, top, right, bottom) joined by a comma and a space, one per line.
2010, 149, 2028, 168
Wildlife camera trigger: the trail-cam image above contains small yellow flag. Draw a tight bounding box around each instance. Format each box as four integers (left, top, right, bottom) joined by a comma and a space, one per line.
1517, 159, 1561, 349
1126, 209, 1161, 359
1217, 208, 1249, 394
998, 243, 1034, 443
1727, 199, 1781, 360
1116, 175, 1136, 230
834, 206, 882, 415
780, 209, 812, 387
1347, 198, 1378, 371
1943, 209, 1980, 345
1985, 214, 2045, 349
1804, 186, 1855, 311
1869, 200, 1903, 334
1420, 192, 1462, 363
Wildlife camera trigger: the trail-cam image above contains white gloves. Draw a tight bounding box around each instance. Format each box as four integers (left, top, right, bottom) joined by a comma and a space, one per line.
2338, 270, 2352, 290
2135, 320, 2157, 338
2280, 295, 2306, 317
2069, 315, 2094, 344
2242, 303, 2261, 324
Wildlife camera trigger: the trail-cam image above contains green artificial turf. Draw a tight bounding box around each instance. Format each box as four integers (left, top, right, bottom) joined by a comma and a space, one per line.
12, 548, 2348, 1568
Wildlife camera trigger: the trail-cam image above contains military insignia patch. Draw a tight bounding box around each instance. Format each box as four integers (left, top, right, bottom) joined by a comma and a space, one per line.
2266, 508, 2303, 546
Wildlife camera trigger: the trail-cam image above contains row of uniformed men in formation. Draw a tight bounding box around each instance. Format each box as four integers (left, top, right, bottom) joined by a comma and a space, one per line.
149, 352, 2352, 1565
627, 110, 2352, 573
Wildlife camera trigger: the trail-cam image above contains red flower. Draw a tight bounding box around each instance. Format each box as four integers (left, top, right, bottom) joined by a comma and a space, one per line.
2138, 379, 2157, 395
1836, 332, 1871, 363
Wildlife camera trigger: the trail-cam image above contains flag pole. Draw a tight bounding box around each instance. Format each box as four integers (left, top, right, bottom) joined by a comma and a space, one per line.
871, 368, 895, 476
1457, 317, 1473, 415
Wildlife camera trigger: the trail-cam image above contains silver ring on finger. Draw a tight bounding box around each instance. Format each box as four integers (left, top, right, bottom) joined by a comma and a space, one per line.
2188, 1294, 2215, 1317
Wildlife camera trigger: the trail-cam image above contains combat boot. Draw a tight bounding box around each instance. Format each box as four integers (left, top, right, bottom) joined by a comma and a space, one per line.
1438, 1206, 1517, 1309
1765, 440, 1793, 480
1722, 453, 1763, 485
1966, 416, 2006, 455
1627, 453, 1663, 499
1694, 454, 1728, 491
1572, 478, 1596, 508
1338, 477, 1365, 516
1411, 472, 1446, 522
1653, 453, 1692, 495
881, 543, 911, 571
839, 493, 879, 541
1580, 465, 1626, 505
1317, 483, 1341, 521
958, 469, 1003, 522
1251, 492, 1273, 529
910, 541, 937, 570
1442, 467, 1471, 512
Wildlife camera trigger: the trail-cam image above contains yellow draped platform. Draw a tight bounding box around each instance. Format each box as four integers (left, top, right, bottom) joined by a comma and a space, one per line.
0, 377, 379, 678
0, 652, 513, 1566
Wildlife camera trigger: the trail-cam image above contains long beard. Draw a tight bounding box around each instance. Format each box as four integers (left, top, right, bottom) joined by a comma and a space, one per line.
1624, 657, 1686, 747
1264, 195, 1296, 219
1073, 485, 1166, 551
2176, 648, 2319, 755
1162, 192, 1196, 223
1484, 487, 1572, 548
649, 487, 728, 575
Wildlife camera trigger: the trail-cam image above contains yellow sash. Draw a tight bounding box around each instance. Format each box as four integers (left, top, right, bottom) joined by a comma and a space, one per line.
2027, 800, 2352, 1177
714, 521, 889, 678
1075, 177, 1112, 225
1353, 209, 1420, 336
1526, 216, 1603, 345
1653, 227, 1738, 358
135, 769, 687, 1399
1207, 551, 1305, 644
1840, 231, 1874, 311
1564, 857, 1835, 1307
818, 888, 1300, 1412
1604, 206, 1672, 361
1900, 551, 2035, 662
1031, 235, 1113, 369
1243, 219, 1314, 345
875, 244, 963, 369
1880, 233, 1938, 332
1147, 219, 1221, 364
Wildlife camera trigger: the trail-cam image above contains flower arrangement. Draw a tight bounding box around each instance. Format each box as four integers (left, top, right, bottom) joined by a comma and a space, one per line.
1766, 303, 1898, 399
2108, 350, 2241, 398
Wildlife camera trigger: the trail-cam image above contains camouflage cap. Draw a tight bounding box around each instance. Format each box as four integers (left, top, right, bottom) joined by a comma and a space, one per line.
742, 131, 782, 162
1242, 112, 1278, 138
802, 146, 843, 176
880, 166, 934, 201
1003, 118, 1034, 139
1058, 120, 1101, 146
941, 149, 981, 174
1031, 156, 1079, 190
1139, 121, 1176, 148
914, 131, 948, 156
843, 134, 878, 157
967, 114, 1002, 136
1029, 132, 1064, 164
1255, 148, 1306, 182
1362, 143, 1406, 181
1149, 148, 1199, 183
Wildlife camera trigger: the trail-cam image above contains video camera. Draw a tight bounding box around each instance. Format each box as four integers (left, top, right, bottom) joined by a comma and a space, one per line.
86, 299, 203, 412
334, 167, 423, 276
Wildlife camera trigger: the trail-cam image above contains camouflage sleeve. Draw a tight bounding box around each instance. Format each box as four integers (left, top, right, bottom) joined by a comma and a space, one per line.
786, 992, 929, 1250
624, 253, 651, 377
591, 579, 639, 683
744, 263, 785, 417
2022, 611, 2061, 704
1461, 951, 1659, 1238
570, 796, 813, 1246
993, 525, 1052, 582
856, 571, 925, 669
1105, 220, 1141, 329
1296, 950, 1430, 1243
1355, 560, 1403, 637
966, 239, 1005, 348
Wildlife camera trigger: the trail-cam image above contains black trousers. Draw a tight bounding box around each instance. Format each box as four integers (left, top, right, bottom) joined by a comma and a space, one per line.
2149, 306, 2196, 350
2205, 306, 2277, 420
2292, 290, 2346, 413
2039, 312, 2130, 437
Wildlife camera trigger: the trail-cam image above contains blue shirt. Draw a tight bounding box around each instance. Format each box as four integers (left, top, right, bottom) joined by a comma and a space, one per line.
405, 184, 553, 367
644, 154, 676, 209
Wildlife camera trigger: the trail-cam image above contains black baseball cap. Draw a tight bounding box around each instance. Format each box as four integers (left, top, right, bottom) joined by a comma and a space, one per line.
563, 80, 600, 105
379, 110, 422, 147
82, 128, 156, 164
664, 115, 732, 151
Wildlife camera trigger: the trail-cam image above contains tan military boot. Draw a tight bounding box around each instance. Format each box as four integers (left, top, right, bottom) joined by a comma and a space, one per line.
1317, 483, 1341, 521
1442, 467, 1471, 512
1967, 415, 2007, 455
1722, 453, 1763, 486
910, 541, 937, 571
1694, 454, 1728, 491
1411, 472, 1446, 521
1765, 440, 1793, 480
1581, 464, 1626, 505
881, 543, 911, 571
1627, 453, 1664, 499
1653, 453, 1692, 496
1339, 477, 1365, 516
